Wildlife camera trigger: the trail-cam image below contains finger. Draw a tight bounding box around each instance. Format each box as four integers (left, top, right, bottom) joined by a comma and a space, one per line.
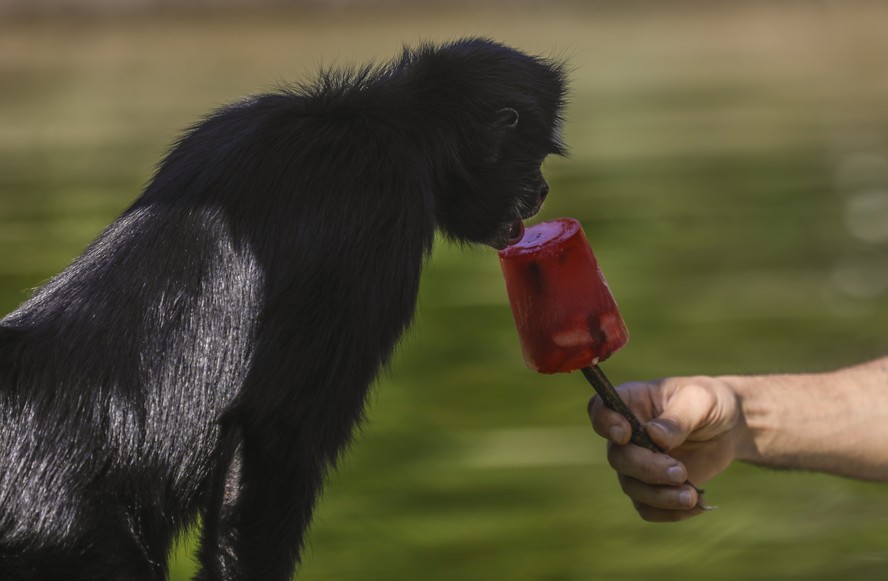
646, 382, 718, 451
618, 475, 698, 511
588, 396, 631, 445
606, 442, 688, 486
632, 500, 707, 523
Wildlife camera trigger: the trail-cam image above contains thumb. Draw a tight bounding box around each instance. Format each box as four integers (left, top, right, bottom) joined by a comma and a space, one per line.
645, 382, 717, 451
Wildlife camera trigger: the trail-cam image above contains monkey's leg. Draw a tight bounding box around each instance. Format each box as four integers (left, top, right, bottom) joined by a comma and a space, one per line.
195, 415, 334, 581
195, 420, 245, 581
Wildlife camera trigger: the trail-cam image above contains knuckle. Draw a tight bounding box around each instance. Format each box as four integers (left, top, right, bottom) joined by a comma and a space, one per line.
640, 456, 665, 484
663, 509, 690, 523
617, 474, 633, 495
587, 395, 600, 417
607, 441, 627, 473
635, 503, 661, 523
606, 442, 620, 466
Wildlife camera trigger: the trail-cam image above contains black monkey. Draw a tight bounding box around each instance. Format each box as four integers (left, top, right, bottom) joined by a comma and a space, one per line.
0, 38, 566, 580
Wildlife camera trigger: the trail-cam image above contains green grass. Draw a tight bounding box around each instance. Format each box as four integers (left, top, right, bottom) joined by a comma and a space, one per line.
2, 3, 888, 579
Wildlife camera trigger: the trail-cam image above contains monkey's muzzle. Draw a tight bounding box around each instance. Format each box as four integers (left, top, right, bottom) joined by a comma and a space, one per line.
488, 176, 549, 249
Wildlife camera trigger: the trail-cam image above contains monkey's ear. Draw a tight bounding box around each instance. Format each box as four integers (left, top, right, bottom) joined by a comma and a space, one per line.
495, 107, 520, 129
485, 108, 519, 162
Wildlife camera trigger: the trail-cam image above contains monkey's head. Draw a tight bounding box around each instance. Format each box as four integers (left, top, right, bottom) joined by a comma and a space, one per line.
422, 39, 568, 250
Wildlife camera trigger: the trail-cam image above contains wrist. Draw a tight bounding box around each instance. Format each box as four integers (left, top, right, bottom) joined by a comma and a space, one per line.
721, 369, 851, 470
714, 358, 888, 481
719, 374, 768, 464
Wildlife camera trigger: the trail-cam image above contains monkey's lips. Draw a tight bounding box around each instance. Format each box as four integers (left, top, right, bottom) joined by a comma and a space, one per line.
488, 208, 540, 250
507, 220, 525, 244
487, 182, 550, 250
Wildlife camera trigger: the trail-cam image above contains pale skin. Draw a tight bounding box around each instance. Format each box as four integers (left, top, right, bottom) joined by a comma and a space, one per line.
588, 355, 888, 522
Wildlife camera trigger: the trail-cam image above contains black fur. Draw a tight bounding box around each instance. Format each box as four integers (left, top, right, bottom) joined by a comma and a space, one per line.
0, 38, 566, 580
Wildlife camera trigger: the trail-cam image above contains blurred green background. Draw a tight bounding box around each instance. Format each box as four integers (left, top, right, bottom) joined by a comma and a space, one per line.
2, 1, 888, 579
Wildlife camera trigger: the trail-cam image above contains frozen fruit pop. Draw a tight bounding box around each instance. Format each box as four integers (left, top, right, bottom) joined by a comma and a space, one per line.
497, 217, 645, 443
498, 218, 707, 507
497, 218, 628, 374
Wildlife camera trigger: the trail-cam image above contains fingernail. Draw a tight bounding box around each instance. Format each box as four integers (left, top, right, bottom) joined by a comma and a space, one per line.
608, 425, 626, 443
648, 420, 670, 439
678, 489, 694, 508
667, 465, 685, 484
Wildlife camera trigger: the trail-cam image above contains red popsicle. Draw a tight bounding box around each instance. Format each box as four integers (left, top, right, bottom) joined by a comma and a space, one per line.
497, 218, 629, 374
498, 218, 707, 506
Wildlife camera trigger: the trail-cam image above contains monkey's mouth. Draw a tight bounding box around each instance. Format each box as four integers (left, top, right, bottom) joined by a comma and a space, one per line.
507, 220, 525, 244
488, 205, 540, 250
487, 217, 528, 250
488, 177, 549, 250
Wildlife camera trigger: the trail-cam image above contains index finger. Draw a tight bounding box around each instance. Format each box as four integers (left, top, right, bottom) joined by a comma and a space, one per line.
588, 396, 631, 445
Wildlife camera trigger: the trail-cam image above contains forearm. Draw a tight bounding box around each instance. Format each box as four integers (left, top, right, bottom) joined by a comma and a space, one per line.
726, 356, 888, 481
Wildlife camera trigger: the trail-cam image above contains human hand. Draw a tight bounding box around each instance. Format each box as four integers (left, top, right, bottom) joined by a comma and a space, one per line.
588, 376, 741, 522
